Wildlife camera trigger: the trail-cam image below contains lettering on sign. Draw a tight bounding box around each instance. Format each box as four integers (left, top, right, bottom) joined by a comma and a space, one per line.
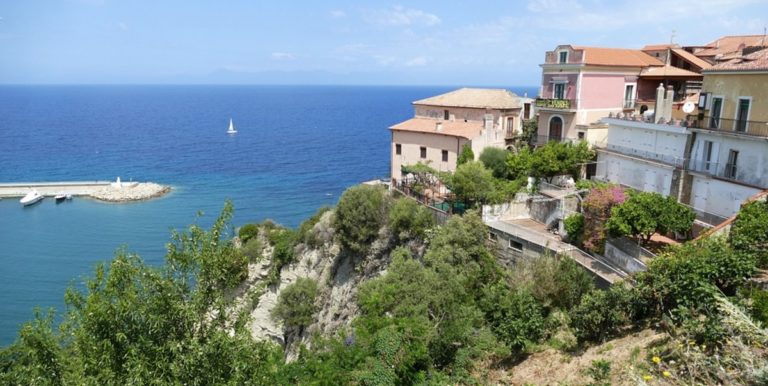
535, 98, 571, 109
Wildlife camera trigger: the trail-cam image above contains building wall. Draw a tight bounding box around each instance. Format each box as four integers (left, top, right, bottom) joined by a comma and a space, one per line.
596, 152, 675, 196
702, 73, 768, 122
414, 105, 522, 136
689, 175, 761, 218
605, 121, 689, 166
689, 131, 768, 188
536, 111, 577, 139
579, 73, 628, 109
390, 131, 468, 183
541, 73, 579, 100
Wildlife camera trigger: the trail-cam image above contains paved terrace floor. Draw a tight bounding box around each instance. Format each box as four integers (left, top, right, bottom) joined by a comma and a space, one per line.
487, 218, 627, 284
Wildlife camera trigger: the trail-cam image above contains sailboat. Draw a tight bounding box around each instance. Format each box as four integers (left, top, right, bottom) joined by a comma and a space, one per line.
226, 118, 237, 135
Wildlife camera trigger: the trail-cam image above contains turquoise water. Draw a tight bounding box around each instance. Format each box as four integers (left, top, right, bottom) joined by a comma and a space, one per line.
0, 85, 537, 345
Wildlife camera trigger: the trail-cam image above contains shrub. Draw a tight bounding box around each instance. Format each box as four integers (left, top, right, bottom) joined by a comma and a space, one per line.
605, 191, 694, 242
457, 143, 474, 165
238, 223, 259, 244
479, 147, 510, 179
570, 285, 634, 342
581, 185, 626, 253
388, 198, 434, 242
297, 206, 331, 248
444, 161, 495, 207
480, 283, 546, 351
271, 278, 319, 330
333, 185, 388, 255
730, 199, 768, 268
268, 228, 298, 269
564, 213, 584, 245
241, 238, 263, 262
509, 254, 594, 312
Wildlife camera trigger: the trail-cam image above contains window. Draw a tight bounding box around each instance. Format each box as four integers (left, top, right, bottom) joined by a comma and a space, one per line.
554, 83, 566, 99
703, 140, 713, 171
420, 146, 427, 159
441, 149, 448, 162
577, 132, 585, 140
488, 232, 497, 241
736, 98, 750, 132
725, 150, 739, 179
624, 84, 635, 108
444, 109, 450, 120
395, 143, 401, 155
710, 97, 723, 129
558, 51, 568, 63
509, 239, 523, 251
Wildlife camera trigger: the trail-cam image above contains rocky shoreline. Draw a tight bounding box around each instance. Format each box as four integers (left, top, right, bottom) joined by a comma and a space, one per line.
89, 182, 171, 202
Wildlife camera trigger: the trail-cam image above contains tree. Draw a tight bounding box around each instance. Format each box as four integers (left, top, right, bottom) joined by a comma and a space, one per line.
581, 185, 626, 253
457, 143, 474, 165
529, 140, 594, 182
445, 161, 495, 206
333, 185, 388, 254
605, 191, 695, 243
479, 147, 510, 179
563, 213, 585, 245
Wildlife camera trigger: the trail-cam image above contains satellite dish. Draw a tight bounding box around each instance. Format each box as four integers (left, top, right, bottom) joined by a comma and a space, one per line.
682, 101, 695, 114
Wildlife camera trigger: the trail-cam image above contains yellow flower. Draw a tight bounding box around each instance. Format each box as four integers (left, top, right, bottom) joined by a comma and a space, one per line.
663, 371, 671, 378
652, 356, 661, 364
643, 374, 653, 381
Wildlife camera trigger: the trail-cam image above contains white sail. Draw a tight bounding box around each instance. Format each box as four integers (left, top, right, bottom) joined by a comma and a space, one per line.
227, 118, 237, 134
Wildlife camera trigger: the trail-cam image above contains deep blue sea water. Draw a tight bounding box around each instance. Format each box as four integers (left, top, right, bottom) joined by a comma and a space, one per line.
0, 85, 537, 345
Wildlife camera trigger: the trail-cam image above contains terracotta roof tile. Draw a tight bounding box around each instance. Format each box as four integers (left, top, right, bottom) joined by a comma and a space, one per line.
641, 44, 679, 51
670, 48, 712, 70
639, 65, 703, 77
571, 46, 663, 67
389, 117, 482, 139
412, 88, 522, 109
705, 47, 768, 72
696, 35, 768, 58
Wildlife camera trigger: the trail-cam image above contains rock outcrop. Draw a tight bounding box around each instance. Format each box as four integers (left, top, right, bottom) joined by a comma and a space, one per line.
89, 182, 171, 202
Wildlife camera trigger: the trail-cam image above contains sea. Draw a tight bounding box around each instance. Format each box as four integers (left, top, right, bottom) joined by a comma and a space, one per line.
0, 85, 537, 345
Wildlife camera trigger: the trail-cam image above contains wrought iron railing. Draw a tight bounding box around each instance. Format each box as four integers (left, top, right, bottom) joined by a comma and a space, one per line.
535, 98, 576, 110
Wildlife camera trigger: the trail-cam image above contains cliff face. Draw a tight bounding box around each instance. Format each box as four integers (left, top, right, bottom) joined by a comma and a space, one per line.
240, 211, 398, 359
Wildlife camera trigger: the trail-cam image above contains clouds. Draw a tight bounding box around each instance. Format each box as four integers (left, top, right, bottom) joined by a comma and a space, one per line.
329, 10, 346, 19
365, 5, 441, 27
271, 52, 296, 61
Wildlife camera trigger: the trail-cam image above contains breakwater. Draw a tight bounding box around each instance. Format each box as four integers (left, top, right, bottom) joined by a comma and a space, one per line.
0, 181, 171, 202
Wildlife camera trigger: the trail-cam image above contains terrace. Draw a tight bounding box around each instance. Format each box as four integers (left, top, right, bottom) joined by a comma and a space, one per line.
689, 116, 768, 138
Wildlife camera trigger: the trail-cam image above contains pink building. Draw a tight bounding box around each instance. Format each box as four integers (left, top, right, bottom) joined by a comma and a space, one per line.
536, 45, 703, 144
389, 88, 531, 184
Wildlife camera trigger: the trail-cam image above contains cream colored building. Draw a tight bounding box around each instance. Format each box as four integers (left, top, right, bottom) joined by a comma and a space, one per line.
389, 88, 528, 184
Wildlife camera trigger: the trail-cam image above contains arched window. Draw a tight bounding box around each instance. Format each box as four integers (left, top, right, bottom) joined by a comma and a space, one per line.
548, 116, 563, 141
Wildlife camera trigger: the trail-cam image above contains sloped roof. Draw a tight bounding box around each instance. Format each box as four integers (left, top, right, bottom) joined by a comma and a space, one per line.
641, 44, 679, 51
705, 48, 768, 72
389, 117, 482, 139
412, 88, 522, 109
639, 65, 703, 77
572, 46, 663, 67
696, 35, 768, 57
671, 48, 712, 70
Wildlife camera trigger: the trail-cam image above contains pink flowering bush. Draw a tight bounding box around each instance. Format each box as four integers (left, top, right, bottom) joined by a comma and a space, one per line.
581, 185, 626, 253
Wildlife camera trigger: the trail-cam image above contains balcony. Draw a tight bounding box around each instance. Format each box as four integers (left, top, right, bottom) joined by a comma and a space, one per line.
689, 116, 768, 137
622, 99, 635, 109
602, 143, 686, 167
535, 98, 576, 110
687, 159, 764, 188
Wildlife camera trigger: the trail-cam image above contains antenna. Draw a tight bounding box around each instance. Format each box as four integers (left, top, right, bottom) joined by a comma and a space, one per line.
670, 29, 676, 45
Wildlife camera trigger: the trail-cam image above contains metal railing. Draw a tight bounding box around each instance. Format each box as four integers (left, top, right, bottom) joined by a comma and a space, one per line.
690, 116, 768, 137
602, 143, 687, 167
622, 99, 635, 109
687, 159, 764, 188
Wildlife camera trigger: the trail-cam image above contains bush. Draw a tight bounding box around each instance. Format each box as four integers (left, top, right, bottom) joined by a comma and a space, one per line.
479, 147, 510, 179
388, 198, 434, 242
581, 185, 626, 253
238, 223, 259, 244
509, 254, 594, 312
444, 161, 495, 207
297, 206, 331, 248
606, 191, 695, 242
564, 213, 584, 245
730, 199, 768, 268
333, 185, 388, 254
480, 283, 546, 351
570, 285, 635, 342
271, 278, 319, 330
241, 238, 263, 262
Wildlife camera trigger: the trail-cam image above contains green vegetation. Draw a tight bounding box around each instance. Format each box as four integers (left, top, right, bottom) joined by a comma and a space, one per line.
506, 140, 594, 183
333, 184, 388, 255
297, 206, 331, 248
457, 143, 474, 165
238, 223, 259, 244
444, 161, 496, 207
606, 191, 695, 242
388, 197, 434, 242
581, 184, 626, 253
729, 199, 768, 268
563, 212, 585, 245
479, 147, 510, 179
271, 278, 319, 331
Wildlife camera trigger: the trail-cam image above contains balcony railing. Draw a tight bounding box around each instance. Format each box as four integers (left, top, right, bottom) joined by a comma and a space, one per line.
690, 116, 768, 137
602, 143, 686, 167
535, 98, 576, 110
622, 99, 635, 109
687, 159, 765, 188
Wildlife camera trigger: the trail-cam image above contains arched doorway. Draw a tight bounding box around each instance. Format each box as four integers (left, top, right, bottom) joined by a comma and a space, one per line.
548, 116, 563, 141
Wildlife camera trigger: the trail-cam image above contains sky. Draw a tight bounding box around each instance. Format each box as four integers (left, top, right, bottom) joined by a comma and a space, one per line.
0, 0, 766, 86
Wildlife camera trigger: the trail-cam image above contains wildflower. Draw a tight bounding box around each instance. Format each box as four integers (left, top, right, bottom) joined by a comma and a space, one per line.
643, 374, 653, 381
701, 344, 706, 350
652, 356, 661, 364
663, 371, 671, 378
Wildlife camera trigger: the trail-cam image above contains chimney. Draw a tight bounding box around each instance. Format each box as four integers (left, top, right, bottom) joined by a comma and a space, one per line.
664, 85, 674, 123
654, 83, 665, 122
435, 121, 443, 132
